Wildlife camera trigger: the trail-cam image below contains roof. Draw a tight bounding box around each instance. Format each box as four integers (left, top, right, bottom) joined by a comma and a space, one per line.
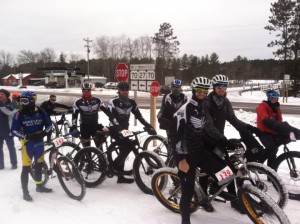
2, 73, 32, 80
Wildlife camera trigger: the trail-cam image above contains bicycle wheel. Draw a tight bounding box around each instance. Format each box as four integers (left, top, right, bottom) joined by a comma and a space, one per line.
143, 135, 170, 164
29, 161, 50, 185
106, 143, 138, 176
51, 121, 59, 139
58, 141, 82, 158
55, 156, 86, 201
133, 150, 165, 195
273, 151, 300, 201
151, 167, 199, 214
62, 121, 72, 141
239, 184, 291, 224
73, 147, 107, 187
240, 162, 288, 208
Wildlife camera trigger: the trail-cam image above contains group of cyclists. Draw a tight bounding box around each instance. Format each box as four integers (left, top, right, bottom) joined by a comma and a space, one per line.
2, 74, 300, 224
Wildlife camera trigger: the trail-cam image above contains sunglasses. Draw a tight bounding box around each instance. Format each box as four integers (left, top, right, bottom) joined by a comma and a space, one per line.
194, 87, 209, 94
20, 98, 30, 105
215, 85, 227, 90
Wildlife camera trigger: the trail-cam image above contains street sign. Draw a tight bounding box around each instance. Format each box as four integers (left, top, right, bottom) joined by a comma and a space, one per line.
115, 63, 129, 82
131, 81, 138, 91
130, 64, 155, 71
139, 80, 147, 91
130, 70, 155, 80
150, 81, 160, 97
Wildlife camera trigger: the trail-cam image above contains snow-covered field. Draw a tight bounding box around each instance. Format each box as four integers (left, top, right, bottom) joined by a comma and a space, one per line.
1, 85, 300, 224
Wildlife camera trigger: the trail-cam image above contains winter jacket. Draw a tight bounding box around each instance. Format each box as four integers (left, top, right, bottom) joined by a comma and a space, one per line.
170, 95, 208, 161
256, 101, 282, 135
203, 92, 248, 141
0, 99, 16, 137
72, 96, 108, 126
40, 100, 70, 117
107, 96, 149, 129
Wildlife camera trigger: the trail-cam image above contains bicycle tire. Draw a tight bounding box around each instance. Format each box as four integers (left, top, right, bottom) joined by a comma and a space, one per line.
240, 162, 288, 208
73, 146, 108, 187
151, 167, 199, 214
273, 151, 300, 201
133, 150, 165, 195
55, 156, 86, 201
29, 161, 50, 185
143, 135, 170, 164
106, 143, 138, 176
58, 141, 82, 158
239, 184, 291, 224
51, 120, 59, 139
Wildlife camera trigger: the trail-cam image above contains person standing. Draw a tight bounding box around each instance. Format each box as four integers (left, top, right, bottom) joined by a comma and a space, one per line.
107, 81, 156, 184
0, 89, 18, 170
71, 82, 109, 147
11, 92, 21, 110
256, 89, 300, 168
11, 91, 53, 201
157, 79, 187, 138
171, 77, 235, 224
40, 94, 72, 142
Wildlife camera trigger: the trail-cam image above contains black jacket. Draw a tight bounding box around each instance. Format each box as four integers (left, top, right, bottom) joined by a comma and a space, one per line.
40, 100, 70, 117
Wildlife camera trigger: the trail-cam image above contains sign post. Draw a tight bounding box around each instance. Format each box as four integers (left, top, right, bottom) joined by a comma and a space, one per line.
150, 81, 160, 134
115, 63, 129, 82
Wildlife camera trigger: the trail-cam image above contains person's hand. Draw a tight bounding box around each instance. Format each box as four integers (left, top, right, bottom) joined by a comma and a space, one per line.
102, 127, 109, 134
219, 137, 239, 151
247, 124, 261, 136
158, 117, 170, 130
144, 124, 157, 135
26, 131, 46, 142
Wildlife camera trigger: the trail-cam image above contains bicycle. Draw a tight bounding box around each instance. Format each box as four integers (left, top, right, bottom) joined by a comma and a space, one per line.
30, 133, 86, 201
72, 128, 165, 194
273, 142, 300, 201
50, 111, 73, 142
151, 147, 291, 224
148, 137, 288, 208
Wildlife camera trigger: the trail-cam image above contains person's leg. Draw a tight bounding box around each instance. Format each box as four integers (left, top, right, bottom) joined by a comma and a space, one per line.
259, 133, 278, 168
5, 136, 17, 168
34, 149, 52, 193
0, 138, 4, 169
21, 144, 33, 201
80, 125, 92, 147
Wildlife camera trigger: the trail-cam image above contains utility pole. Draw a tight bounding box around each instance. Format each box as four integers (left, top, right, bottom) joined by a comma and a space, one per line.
83, 37, 92, 81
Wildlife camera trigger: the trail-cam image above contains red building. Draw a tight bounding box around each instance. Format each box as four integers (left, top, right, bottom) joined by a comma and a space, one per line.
2, 73, 34, 86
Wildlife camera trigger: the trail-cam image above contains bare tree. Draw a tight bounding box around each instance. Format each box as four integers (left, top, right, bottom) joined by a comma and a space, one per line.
69, 53, 83, 63
17, 50, 39, 64
40, 48, 57, 63
0, 50, 14, 68
93, 35, 110, 59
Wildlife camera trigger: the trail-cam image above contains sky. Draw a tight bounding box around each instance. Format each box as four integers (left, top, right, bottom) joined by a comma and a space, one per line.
0, 0, 277, 62
0, 85, 300, 224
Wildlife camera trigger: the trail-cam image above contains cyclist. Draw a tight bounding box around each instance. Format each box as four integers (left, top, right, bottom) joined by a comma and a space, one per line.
71, 82, 109, 147
171, 77, 236, 224
107, 81, 156, 184
11, 92, 21, 110
157, 79, 187, 140
256, 89, 300, 168
202, 74, 261, 213
11, 91, 53, 202
40, 94, 72, 142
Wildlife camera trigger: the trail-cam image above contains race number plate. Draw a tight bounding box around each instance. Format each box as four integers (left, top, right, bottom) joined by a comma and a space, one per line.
53, 137, 64, 147
215, 166, 234, 182
121, 130, 134, 138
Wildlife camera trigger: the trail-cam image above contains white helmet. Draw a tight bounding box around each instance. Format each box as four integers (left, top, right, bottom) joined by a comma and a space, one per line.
212, 74, 229, 85
191, 76, 211, 89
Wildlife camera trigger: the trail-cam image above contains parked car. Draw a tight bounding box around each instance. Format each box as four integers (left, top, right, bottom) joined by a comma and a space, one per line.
44, 82, 64, 88
103, 82, 118, 89
160, 85, 171, 95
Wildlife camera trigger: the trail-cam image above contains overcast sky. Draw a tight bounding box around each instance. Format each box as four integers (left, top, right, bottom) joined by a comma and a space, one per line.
1, 0, 276, 62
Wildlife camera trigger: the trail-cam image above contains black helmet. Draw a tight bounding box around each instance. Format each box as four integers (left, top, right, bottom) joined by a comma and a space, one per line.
117, 82, 130, 91
81, 82, 92, 91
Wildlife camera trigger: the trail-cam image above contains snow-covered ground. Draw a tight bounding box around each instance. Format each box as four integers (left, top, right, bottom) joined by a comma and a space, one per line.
1, 85, 300, 224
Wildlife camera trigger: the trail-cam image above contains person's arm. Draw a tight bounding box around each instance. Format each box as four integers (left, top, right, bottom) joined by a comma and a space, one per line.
54, 102, 71, 110
72, 101, 79, 126
107, 99, 120, 126
131, 100, 150, 126
11, 112, 25, 139
225, 98, 248, 131
0, 100, 16, 116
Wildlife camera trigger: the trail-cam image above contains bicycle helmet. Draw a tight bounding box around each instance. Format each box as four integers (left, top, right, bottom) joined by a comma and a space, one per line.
117, 82, 130, 91
81, 82, 92, 91
191, 77, 211, 89
266, 89, 280, 100
20, 91, 37, 107
171, 79, 182, 88
212, 74, 229, 86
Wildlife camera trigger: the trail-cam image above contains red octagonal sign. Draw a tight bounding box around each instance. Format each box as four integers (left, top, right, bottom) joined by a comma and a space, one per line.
115, 63, 129, 82
150, 81, 160, 97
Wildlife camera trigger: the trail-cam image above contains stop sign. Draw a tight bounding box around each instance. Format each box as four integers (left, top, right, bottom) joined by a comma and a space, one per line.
115, 63, 129, 82
150, 81, 160, 97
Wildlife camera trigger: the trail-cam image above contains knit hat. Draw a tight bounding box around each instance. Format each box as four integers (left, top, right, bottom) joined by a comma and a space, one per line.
0, 89, 10, 99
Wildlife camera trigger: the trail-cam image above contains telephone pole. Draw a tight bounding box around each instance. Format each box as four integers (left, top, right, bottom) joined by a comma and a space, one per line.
83, 37, 92, 81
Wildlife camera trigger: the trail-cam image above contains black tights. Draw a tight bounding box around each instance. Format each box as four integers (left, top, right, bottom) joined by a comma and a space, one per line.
21, 162, 43, 192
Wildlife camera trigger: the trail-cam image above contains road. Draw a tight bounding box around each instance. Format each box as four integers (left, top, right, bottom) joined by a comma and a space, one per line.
35, 92, 300, 115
